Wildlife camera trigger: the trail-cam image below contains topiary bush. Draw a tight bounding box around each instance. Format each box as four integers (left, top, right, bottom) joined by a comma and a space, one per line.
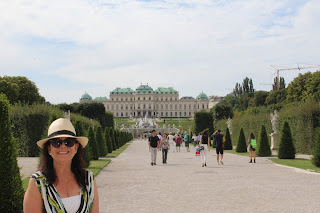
236, 128, 247, 153
109, 128, 117, 150
104, 127, 112, 153
311, 128, 320, 167
256, 125, 271, 156
0, 94, 24, 212
278, 121, 295, 159
96, 126, 107, 157
224, 128, 233, 150
88, 127, 99, 160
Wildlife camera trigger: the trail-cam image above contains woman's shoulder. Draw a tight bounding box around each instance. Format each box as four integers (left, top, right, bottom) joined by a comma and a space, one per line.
31, 171, 45, 181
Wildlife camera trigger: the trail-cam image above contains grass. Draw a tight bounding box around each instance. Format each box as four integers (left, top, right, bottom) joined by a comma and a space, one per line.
268, 158, 320, 173
88, 158, 111, 176
106, 143, 130, 158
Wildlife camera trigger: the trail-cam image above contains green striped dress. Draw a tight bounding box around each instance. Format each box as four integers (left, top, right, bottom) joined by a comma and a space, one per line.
31, 170, 95, 213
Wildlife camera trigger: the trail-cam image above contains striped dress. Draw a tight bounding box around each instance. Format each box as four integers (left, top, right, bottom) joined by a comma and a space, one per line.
31, 170, 95, 213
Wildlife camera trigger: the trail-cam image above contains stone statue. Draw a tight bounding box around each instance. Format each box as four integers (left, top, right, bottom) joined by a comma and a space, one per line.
163, 123, 166, 129
270, 110, 279, 150
226, 118, 232, 134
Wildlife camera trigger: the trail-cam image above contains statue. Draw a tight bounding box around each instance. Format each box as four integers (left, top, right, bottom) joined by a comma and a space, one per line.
226, 118, 232, 134
163, 123, 166, 129
270, 110, 279, 150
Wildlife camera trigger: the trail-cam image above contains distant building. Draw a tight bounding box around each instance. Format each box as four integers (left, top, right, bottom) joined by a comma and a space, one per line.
208, 96, 223, 109
80, 84, 210, 118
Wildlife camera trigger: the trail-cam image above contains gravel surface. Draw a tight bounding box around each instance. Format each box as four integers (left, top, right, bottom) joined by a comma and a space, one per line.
18, 157, 38, 178
97, 139, 320, 213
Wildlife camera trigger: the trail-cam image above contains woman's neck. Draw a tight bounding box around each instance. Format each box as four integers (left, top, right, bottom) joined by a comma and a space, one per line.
54, 161, 73, 178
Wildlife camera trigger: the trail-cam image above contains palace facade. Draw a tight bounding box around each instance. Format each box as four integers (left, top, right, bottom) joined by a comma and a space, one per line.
80, 84, 210, 118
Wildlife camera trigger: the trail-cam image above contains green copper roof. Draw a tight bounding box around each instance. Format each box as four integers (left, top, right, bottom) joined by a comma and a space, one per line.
94, 96, 107, 101
136, 85, 153, 94
81, 92, 92, 100
154, 87, 178, 94
196, 92, 208, 100
111, 87, 134, 94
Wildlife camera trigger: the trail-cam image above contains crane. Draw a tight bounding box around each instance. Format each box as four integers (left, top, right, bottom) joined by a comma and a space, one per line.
271, 64, 320, 90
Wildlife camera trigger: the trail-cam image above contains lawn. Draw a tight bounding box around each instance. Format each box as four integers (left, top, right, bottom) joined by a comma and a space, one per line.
268, 158, 320, 173
106, 143, 130, 158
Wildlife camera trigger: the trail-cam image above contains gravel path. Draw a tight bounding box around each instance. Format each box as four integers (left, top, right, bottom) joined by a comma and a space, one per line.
18, 157, 38, 178
97, 139, 320, 213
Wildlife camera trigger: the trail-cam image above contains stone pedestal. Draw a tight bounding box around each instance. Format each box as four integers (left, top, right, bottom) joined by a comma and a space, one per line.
270, 132, 278, 150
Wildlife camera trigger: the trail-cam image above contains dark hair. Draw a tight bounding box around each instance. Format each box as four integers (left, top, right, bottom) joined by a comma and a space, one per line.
202, 130, 208, 138
40, 141, 87, 188
249, 133, 255, 140
151, 130, 156, 133
217, 129, 221, 133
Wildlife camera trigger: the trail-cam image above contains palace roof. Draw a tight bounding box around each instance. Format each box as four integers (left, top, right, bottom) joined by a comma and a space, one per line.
111, 88, 134, 94
196, 92, 208, 100
136, 85, 153, 94
154, 87, 178, 94
80, 92, 92, 100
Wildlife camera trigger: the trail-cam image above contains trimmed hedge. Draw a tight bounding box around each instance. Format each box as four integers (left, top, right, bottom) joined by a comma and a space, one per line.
278, 121, 295, 159
256, 125, 271, 156
236, 128, 247, 153
224, 128, 233, 150
0, 94, 24, 212
105, 127, 113, 153
96, 127, 107, 157
88, 127, 99, 160
312, 128, 320, 167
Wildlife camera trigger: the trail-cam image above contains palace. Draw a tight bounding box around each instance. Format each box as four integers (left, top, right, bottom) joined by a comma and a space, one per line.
80, 84, 210, 118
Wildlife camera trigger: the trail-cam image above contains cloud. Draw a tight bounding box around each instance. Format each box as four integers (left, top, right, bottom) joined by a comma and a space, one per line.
0, 0, 319, 104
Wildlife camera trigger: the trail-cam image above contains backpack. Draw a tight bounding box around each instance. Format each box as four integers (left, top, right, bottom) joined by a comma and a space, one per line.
251, 139, 257, 148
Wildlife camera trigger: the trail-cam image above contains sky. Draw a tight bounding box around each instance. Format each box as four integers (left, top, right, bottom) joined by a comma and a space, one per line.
1, 0, 320, 104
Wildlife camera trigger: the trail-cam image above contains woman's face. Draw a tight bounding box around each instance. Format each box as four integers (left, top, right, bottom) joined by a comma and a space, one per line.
48, 137, 79, 163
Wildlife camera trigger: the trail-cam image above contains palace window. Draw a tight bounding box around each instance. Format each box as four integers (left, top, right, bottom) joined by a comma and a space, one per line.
175, 105, 177, 110
149, 97, 151, 100
189, 112, 191, 116
121, 105, 123, 110
143, 97, 145, 100
175, 112, 177, 116
184, 112, 187, 116
161, 112, 163, 116
202, 104, 205, 109
116, 112, 119, 117
138, 97, 140, 100
189, 105, 191, 109
170, 112, 172, 117
180, 112, 182, 117
111, 105, 114, 110
143, 104, 146, 109
166, 112, 168, 117
121, 98, 123, 101
184, 104, 186, 110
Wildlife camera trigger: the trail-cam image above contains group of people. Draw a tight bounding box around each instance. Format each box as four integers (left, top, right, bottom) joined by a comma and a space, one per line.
148, 129, 227, 167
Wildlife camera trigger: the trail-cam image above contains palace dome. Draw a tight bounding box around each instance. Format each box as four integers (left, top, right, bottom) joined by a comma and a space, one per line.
136, 84, 153, 94
196, 92, 208, 100
80, 92, 92, 100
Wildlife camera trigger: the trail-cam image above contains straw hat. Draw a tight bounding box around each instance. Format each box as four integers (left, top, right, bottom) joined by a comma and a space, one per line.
37, 118, 88, 148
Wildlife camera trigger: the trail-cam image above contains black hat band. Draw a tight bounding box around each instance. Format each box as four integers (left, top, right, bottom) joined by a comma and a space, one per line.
48, 130, 76, 138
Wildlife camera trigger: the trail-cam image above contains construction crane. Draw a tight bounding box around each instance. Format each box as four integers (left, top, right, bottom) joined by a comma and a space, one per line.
271, 64, 320, 90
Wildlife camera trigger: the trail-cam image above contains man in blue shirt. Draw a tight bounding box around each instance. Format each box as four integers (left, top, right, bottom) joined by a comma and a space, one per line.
213, 129, 225, 165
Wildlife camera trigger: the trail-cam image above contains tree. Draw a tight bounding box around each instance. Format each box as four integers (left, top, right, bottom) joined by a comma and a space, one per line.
220, 94, 241, 111
104, 127, 113, 153
0, 94, 24, 212
0, 76, 42, 104
213, 103, 233, 121
236, 128, 247, 153
286, 72, 313, 103
194, 111, 214, 136
312, 128, 320, 167
88, 127, 99, 160
0, 78, 19, 103
256, 125, 271, 156
224, 128, 233, 150
278, 121, 295, 159
272, 77, 286, 91
109, 127, 117, 151
96, 126, 107, 157
265, 89, 287, 105
77, 123, 92, 166
249, 91, 269, 107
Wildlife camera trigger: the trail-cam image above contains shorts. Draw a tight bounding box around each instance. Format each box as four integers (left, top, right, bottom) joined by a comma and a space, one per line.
249, 146, 256, 151
185, 142, 189, 147
216, 147, 224, 155
176, 144, 181, 147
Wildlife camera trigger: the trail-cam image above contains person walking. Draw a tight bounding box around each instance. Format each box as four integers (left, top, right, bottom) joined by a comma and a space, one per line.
24, 118, 99, 213
199, 130, 210, 167
184, 131, 190, 152
248, 133, 257, 163
192, 133, 198, 147
175, 132, 182, 152
157, 132, 163, 151
160, 133, 170, 164
213, 129, 225, 165
149, 130, 160, 166
168, 132, 175, 152
197, 133, 201, 144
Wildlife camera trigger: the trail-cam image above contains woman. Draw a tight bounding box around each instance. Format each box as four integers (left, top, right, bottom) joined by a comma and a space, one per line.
248, 133, 257, 163
160, 133, 170, 164
175, 132, 182, 152
23, 118, 99, 213
192, 133, 198, 147
199, 130, 210, 167
168, 132, 175, 152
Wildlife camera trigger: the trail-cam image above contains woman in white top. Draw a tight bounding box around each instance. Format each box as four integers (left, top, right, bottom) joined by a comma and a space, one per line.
167, 132, 175, 152
192, 133, 198, 147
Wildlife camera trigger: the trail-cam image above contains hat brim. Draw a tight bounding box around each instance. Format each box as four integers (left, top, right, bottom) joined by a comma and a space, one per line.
37, 135, 88, 149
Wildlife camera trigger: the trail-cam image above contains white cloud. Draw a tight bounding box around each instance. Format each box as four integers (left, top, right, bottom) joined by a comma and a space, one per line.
0, 0, 319, 104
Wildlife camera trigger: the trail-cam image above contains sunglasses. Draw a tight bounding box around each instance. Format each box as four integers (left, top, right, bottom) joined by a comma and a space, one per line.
49, 138, 78, 148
